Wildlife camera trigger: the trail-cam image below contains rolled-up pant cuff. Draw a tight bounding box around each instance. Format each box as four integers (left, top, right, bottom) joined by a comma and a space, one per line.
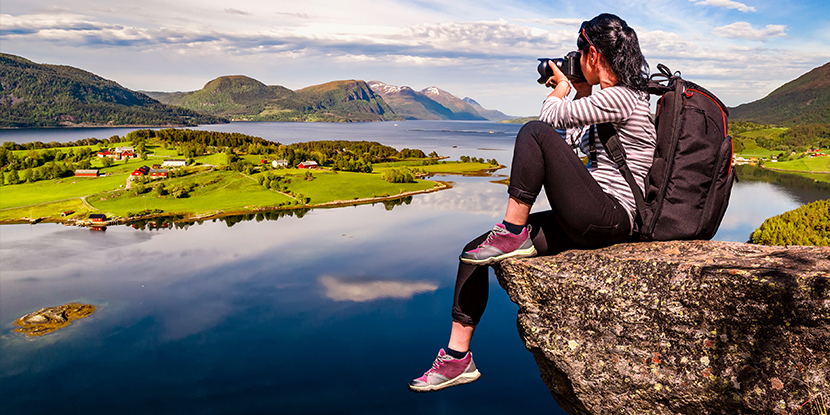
451, 310, 478, 327
508, 185, 537, 205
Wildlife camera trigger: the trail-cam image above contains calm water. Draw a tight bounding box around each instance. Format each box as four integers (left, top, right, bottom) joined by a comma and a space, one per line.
1, 121, 828, 414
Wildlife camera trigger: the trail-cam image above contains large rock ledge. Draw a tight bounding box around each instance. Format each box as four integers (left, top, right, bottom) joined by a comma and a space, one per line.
493, 241, 829, 415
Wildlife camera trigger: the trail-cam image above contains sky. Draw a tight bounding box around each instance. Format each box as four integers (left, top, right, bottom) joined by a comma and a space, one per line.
1, 0, 829, 116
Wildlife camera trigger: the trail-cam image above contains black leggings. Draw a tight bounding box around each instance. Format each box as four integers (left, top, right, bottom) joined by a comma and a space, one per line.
451, 121, 631, 326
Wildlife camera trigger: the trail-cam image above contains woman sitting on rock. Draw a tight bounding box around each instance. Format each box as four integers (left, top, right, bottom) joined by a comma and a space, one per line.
408, 13, 657, 392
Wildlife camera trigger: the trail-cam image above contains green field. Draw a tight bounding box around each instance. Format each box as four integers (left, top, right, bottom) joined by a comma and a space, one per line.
0, 174, 127, 209
88, 171, 296, 217
765, 156, 830, 173
269, 169, 436, 204
0, 158, 496, 223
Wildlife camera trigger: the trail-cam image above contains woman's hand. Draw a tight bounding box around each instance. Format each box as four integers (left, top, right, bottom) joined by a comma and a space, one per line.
545, 61, 570, 99
544, 61, 569, 88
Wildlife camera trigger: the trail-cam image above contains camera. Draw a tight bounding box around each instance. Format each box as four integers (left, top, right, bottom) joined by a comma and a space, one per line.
537, 51, 584, 84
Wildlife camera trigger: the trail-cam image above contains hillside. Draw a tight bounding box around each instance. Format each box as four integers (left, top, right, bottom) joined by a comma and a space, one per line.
463, 97, 511, 121
367, 81, 488, 121
148, 77, 399, 122
0, 53, 224, 128
730, 62, 830, 125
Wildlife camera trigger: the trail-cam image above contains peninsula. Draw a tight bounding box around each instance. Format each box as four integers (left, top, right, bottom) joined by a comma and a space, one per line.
0, 129, 503, 225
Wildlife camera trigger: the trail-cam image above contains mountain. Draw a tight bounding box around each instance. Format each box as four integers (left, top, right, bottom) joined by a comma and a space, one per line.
418, 87, 487, 120
147, 77, 399, 122
462, 97, 511, 121
730, 62, 830, 125
0, 53, 224, 128
368, 81, 491, 121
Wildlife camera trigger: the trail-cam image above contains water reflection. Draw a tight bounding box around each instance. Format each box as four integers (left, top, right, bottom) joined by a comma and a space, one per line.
319, 276, 438, 302
2, 122, 829, 415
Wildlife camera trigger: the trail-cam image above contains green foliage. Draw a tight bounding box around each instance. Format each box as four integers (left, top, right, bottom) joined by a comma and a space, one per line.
0, 53, 226, 128
382, 167, 416, 183
750, 200, 830, 246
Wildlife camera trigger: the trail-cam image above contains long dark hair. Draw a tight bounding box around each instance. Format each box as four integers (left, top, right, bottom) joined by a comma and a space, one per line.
577, 14, 649, 95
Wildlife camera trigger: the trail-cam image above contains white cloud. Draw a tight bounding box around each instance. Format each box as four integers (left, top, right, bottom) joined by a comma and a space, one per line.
713, 21, 787, 42
691, 0, 757, 13
319, 276, 438, 302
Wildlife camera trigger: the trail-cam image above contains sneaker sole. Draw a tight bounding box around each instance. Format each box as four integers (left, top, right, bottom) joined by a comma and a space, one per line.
407, 370, 481, 393
459, 246, 537, 265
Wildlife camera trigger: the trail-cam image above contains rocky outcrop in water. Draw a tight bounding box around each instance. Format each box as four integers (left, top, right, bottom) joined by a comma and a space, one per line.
493, 241, 829, 415
14, 303, 96, 337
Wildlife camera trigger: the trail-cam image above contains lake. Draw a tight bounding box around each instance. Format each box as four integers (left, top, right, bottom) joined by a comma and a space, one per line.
1, 121, 828, 414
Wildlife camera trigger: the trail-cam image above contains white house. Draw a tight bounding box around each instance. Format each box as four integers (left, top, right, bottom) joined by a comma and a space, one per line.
162, 159, 187, 167
272, 159, 289, 168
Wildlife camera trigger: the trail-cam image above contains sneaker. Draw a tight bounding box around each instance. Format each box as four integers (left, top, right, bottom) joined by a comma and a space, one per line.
460, 224, 536, 265
408, 348, 481, 392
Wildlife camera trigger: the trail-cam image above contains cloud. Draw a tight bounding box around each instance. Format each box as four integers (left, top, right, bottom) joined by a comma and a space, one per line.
691, 0, 756, 12
224, 8, 250, 16
713, 22, 787, 42
320, 276, 438, 302
513, 18, 584, 27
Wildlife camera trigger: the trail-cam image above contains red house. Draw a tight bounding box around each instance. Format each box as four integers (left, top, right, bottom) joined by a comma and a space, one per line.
131, 165, 151, 176
149, 169, 168, 178
298, 160, 318, 169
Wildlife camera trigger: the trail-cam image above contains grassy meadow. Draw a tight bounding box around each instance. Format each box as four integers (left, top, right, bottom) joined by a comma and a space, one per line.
0, 150, 493, 223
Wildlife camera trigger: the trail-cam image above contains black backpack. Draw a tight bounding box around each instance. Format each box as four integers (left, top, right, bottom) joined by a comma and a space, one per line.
593, 64, 735, 241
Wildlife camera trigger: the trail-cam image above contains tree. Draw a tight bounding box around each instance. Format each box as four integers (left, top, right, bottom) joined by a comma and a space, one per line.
101, 157, 114, 167
22, 168, 34, 182
7, 169, 20, 185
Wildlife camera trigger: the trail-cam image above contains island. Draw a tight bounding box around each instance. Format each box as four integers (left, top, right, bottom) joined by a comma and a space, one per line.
14, 303, 97, 337
0, 129, 504, 225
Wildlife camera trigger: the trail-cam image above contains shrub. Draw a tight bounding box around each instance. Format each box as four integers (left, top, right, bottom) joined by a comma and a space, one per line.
750, 200, 830, 246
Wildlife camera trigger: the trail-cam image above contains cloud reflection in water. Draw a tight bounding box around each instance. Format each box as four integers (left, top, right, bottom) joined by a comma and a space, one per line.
319, 276, 438, 302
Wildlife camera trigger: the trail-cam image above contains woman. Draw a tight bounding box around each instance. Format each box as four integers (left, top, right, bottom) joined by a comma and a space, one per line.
408, 13, 656, 392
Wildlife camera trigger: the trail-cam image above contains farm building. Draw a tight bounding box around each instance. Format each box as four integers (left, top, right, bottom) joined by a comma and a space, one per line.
74, 169, 99, 177
298, 160, 318, 169
162, 159, 187, 167
149, 169, 168, 178
89, 214, 108, 222
272, 159, 289, 168
131, 166, 151, 177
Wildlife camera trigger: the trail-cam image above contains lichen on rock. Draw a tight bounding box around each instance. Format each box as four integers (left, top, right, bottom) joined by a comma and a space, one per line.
14, 303, 96, 337
493, 240, 829, 415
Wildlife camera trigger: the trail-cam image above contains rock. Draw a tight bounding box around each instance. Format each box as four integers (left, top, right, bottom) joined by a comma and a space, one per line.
14, 303, 96, 337
493, 241, 830, 415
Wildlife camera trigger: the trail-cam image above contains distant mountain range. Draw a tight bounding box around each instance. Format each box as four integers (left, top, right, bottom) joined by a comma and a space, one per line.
3, 51, 825, 129
146, 77, 399, 122
367, 81, 510, 121
0, 53, 223, 128
729, 62, 830, 125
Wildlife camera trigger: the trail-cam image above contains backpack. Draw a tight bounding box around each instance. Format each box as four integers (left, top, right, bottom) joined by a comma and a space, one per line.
593, 64, 735, 241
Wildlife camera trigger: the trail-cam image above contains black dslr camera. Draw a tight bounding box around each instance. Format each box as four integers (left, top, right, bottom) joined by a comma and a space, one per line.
537, 51, 584, 84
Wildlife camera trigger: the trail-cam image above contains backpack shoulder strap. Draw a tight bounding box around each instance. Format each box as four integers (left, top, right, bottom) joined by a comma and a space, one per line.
592, 123, 647, 224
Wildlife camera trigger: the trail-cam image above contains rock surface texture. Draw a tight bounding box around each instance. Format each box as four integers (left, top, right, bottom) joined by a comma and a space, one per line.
493, 241, 829, 415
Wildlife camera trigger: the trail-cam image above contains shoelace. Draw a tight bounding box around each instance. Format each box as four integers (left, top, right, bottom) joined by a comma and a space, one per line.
477, 227, 505, 248
426, 353, 452, 374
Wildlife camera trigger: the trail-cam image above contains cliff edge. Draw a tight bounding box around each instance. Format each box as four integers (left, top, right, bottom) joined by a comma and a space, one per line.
493, 240, 829, 415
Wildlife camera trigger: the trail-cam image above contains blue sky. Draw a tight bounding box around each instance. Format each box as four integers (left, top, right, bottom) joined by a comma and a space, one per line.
1, 0, 828, 116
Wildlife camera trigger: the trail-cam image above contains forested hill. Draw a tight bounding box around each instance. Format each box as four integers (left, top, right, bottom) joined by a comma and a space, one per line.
146, 77, 401, 122
730, 62, 830, 125
0, 53, 225, 128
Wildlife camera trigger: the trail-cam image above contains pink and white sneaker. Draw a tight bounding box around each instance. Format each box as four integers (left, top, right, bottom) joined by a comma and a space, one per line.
408, 348, 481, 392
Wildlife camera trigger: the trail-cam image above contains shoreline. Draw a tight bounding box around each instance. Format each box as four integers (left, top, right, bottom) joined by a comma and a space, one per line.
0, 180, 453, 227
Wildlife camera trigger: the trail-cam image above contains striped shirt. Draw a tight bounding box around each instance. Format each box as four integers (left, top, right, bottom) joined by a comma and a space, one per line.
539, 86, 656, 226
